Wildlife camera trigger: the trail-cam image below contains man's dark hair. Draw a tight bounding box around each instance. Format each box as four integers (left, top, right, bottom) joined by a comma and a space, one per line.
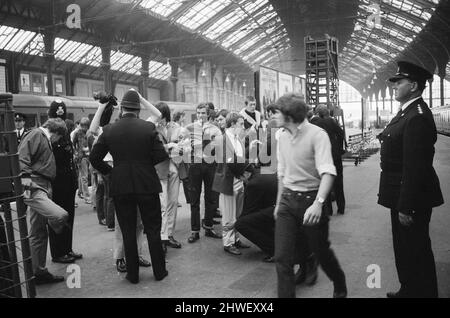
245, 96, 255, 105
42, 118, 67, 136
172, 110, 185, 123
315, 104, 330, 118
225, 112, 243, 128
276, 93, 308, 124
207, 102, 215, 110
155, 102, 171, 123
197, 103, 211, 116
216, 109, 229, 119
266, 103, 280, 115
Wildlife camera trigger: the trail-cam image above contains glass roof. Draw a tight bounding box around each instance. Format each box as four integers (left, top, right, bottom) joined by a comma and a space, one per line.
0, 25, 170, 80
138, 0, 289, 68
139, 0, 184, 17
176, 0, 232, 30
340, 0, 439, 78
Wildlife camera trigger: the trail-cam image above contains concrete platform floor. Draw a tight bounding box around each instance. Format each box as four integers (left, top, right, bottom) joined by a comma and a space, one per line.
36, 135, 450, 298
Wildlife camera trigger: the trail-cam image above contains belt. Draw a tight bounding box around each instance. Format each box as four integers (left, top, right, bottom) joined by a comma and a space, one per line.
282, 188, 317, 197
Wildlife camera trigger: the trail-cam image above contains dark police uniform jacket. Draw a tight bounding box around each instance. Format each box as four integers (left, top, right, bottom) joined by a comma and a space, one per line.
377, 98, 443, 213
89, 113, 168, 196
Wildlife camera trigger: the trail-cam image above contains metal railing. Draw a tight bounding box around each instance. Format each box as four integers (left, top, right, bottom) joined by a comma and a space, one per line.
0, 93, 35, 298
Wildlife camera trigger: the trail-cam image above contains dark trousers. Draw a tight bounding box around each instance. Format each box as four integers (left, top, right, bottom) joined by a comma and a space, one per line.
275, 188, 345, 298
390, 209, 438, 297
48, 183, 76, 258
188, 163, 216, 231
181, 178, 191, 204
95, 176, 105, 222
97, 174, 115, 228
242, 173, 278, 217
113, 194, 166, 281
333, 160, 345, 213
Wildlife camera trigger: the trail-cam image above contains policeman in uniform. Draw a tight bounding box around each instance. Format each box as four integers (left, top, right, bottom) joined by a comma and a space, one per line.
89, 89, 169, 284
14, 113, 28, 144
378, 61, 444, 298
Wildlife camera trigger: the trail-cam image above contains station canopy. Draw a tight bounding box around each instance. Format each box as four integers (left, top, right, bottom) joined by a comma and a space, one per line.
0, 0, 448, 91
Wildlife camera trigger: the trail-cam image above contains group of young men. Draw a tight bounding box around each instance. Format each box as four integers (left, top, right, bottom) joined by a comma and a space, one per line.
12, 60, 443, 298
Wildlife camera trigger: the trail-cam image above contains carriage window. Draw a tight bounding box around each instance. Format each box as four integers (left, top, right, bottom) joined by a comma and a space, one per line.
40, 114, 48, 126
25, 114, 37, 129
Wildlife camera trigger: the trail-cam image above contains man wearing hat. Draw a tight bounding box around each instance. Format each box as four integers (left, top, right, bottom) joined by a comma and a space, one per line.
47, 99, 82, 264
14, 113, 28, 144
378, 61, 444, 298
89, 89, 169, 283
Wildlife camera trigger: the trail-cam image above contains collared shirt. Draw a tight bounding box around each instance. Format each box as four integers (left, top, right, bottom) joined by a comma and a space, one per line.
225, 129, 243, 157
400, 96, 421, 112
277, 121, 336, 192
185, 120, 221, 162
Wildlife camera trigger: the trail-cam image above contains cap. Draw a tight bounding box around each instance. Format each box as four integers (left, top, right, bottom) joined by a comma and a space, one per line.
120, 89, 140, 110
14, 113, 26, 121
49, 99, 67, 120
388, 61, 433, 85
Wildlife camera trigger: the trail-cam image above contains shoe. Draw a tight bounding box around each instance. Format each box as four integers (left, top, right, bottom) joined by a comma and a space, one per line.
68, 251, 83, 260
178, 203, 182, 207
155, 270, 168, 281
188, 232, 200, 243
386, 290, 406, 298
167, 236, 182, 248
235, 240, 250, 249
337, 210, 345, 215
99, 219, 106, 226
262, 255, 274, 263
294, 265, 306, 285
224, 245, 242, 255
125, 274, 139, 284
138, 256, 151, 267
205, 229, 222, 239
333, 276, 348, 298
35, 271, 65, 285
52, 254, 76, 264
305, 255, 319, 286
116, 258, 127, 273
107, 227, 114, 232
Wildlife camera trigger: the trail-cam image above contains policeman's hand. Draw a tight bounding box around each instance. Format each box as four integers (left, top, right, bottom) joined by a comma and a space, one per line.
399, 212, 414, 226
303, 201, 322, 226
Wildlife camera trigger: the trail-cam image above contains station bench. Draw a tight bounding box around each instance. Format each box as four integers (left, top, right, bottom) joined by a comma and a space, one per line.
342, 131, 380, 166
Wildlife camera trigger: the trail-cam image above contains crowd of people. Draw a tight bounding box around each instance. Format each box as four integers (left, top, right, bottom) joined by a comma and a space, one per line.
12, 61, 443, 298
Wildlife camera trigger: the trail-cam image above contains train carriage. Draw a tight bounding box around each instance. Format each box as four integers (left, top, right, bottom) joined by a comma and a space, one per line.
431, 105, 450, 136
9, 94, 198, 128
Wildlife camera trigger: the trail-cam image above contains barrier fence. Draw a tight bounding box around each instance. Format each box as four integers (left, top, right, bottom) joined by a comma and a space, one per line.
342, 130, 380, 165
0, 93, 35, 298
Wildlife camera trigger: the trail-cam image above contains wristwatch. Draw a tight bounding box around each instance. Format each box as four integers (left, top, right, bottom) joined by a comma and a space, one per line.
315, 196, 325, 204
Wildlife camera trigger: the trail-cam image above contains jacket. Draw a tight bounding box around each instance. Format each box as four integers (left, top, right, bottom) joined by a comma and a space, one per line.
89, 113, 168, 196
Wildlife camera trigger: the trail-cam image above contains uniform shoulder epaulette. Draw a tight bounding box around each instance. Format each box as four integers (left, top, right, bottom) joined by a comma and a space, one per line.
417, 104, 424, 115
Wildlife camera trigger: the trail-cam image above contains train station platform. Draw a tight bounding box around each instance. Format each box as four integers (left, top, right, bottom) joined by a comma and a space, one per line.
35, 135, 450, 298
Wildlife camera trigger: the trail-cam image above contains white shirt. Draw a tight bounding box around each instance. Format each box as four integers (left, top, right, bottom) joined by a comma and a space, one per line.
277, 121, 336, 192
400, 96, 421, 112
225, 129, 243, 157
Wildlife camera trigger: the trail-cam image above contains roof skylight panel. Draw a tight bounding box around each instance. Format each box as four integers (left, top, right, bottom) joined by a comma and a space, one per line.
176, 0, 231, 30
202, 9, 241, 40
0, 26, 36, 52
139, 0, 184, 17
